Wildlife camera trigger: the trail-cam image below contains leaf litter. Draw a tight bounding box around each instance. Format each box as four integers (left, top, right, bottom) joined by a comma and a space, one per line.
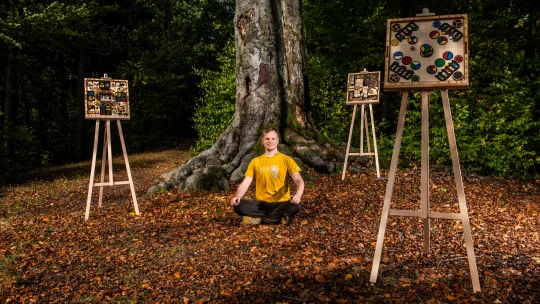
0, 150, 539, 303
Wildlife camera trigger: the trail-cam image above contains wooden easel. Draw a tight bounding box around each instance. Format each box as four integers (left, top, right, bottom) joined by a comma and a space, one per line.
85, 119, 139, 220
369, 90, 481, 292
342, 103, 381, 179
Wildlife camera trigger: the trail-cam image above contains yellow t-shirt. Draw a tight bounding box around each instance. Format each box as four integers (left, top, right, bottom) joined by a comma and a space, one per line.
245, 152, 301, 203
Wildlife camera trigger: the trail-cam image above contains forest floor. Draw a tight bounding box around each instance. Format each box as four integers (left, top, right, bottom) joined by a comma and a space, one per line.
0, 145, 539, 303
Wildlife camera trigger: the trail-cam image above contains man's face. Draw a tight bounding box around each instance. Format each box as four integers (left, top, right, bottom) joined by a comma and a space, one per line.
262, 131, 279, 152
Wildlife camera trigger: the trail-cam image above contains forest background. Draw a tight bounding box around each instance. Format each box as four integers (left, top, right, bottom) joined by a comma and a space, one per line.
1, 0, 539, 182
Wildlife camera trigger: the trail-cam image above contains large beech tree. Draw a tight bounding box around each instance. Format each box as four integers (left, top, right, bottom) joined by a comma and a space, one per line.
150, 0, 340, 193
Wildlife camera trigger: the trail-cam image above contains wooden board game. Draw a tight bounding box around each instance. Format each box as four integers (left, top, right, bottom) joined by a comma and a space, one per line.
84, 78, 130, 120
384, 14, 468, 91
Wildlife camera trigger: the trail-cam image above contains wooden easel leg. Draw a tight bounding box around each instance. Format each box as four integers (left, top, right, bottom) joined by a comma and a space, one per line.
363, 105, 372, 154
117, 120, 139, 215
421, 91, 430, 253
342, 105, 358, 180
360, 104, 366, 154
106, 120, 114, 185
98, 123, 108, 207
86, 120, 100, 221
368, 104, 381, 178
441, 90, 481, 292
370, 92, 409, 283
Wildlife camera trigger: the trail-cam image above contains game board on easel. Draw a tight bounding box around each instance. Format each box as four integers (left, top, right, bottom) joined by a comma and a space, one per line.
84, 77, 130, 120
384, 14, 468, 91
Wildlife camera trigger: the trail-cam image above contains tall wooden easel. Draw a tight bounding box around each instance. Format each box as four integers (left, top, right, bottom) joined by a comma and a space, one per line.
369, 90, 481, 292
342, 103, 381, 179
85, 119, 139, 220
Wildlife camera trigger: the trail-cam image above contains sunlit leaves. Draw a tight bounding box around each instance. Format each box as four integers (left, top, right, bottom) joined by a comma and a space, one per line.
1, 149, 539, 302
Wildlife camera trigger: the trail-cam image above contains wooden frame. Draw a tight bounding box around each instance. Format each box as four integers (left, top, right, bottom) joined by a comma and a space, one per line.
84, 77, 130, 120
346, 71, 381, 104
369, 90, 481, 292
384, 14, 469, 91
85, 120, 139, 220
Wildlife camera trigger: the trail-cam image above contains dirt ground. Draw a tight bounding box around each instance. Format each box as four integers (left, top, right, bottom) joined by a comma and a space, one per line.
0, 147, 539, 303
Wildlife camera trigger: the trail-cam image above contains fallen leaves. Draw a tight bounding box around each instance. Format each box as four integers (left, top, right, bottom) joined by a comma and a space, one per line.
0, 151, 539, 303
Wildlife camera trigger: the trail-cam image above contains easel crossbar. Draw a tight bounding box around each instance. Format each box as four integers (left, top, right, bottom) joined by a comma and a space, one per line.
94, 181, 131, 186
369, 90, 481, 293
342, 104, 381, 179
389, 209, 463, 220
85, 119, 139, 221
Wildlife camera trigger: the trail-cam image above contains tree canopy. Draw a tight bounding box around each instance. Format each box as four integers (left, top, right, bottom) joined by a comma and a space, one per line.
1, 0, 539, 181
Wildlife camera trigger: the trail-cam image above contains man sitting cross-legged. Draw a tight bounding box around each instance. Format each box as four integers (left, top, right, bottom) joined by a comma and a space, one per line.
230, 128, 304, 225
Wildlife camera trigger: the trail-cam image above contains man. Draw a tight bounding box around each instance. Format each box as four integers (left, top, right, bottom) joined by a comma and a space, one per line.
230, 128, 304, 225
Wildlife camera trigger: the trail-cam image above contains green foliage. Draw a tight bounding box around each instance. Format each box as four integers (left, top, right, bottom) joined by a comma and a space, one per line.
1, 0, 539, 181
303, 0, 540, 178
190, 41, 236, 153
0, 0, 234, 181
0, 125, 41, 179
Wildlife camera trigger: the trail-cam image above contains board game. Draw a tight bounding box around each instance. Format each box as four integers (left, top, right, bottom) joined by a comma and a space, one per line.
384, 14, 468, 91
346, 71, 381, 104
84, 77, 130, 120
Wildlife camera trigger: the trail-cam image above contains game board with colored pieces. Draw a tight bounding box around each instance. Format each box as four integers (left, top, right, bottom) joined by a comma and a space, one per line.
84, 78, 130, 120
384, 14, 468, 91
346, 71, 381, 104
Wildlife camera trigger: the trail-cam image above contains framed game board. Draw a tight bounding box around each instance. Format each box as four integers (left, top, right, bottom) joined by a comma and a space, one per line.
346, 71, 381, 104
84, 78, 130, 120
384, 14, 468, 91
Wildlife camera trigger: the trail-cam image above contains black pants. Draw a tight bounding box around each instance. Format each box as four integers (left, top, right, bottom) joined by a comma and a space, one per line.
233, 199, 302, 224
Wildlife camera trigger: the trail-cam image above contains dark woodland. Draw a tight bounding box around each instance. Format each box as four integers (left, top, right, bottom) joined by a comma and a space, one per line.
1, 0, 539, 302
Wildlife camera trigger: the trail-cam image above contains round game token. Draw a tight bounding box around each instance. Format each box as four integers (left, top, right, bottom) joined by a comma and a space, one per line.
432, 20, 441, 28
452, 19, 463, 28
454, 55, 464, 63
393, 51, 404, 60
442, 51, 453, 60
407, 36, 418, 45
412, 75, 420, 82
391, 23, 402, 32
435, 58, 446, 67
391, 39, 400, 46
410, 61, 421, 70
389, 74, 400, 83
429, 31, 440, 39
437, 36, 448, 45
453, 71, 464, 80
402, 56, 412, 65
420, 44, 432, 53
426, 65, 437, 74
420, 44, 433, 57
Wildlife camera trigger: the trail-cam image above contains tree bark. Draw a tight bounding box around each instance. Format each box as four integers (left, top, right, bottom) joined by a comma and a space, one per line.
165, 0, 173, 73
3, 44, 17, 150
148, 0, 339, 194
75, 45, 88, 161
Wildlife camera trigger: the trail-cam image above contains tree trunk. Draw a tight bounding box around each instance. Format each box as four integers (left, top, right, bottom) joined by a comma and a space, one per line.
148, 0, 339, 194
165, 0, 173, 73
75, 45, 88, 161
3, 44, 17, 150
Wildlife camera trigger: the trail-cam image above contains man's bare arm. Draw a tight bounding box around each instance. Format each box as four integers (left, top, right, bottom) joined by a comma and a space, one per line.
290, 172, 304, 204
230, 176, 253, 206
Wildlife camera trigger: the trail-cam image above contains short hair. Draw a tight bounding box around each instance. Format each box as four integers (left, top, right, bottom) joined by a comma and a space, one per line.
261, 127, 279, 140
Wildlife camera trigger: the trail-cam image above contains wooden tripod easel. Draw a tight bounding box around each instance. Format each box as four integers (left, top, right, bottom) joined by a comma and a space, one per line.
85, 119, 139, 220
342, 103, 381, 179
369, 90, 481, 292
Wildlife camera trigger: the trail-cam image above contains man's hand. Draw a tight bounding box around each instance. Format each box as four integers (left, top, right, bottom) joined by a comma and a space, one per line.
291, 194, 301, 204
230, 196, 241, 206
